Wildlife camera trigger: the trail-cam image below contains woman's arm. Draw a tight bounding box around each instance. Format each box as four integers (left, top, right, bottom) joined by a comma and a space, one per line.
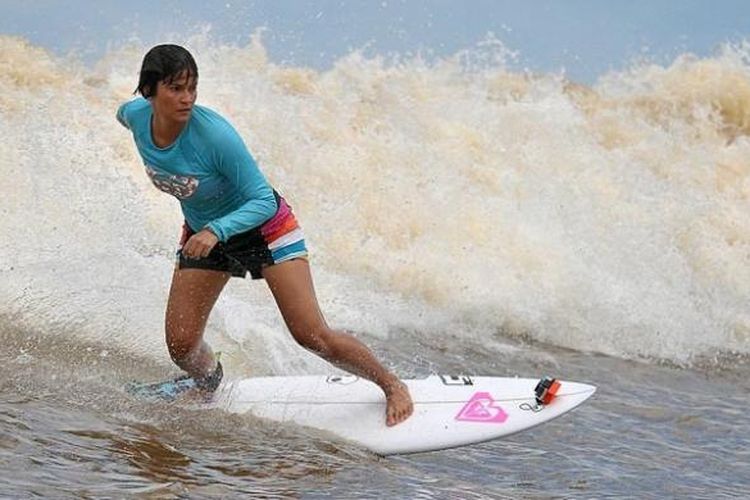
203, 124, 277, 241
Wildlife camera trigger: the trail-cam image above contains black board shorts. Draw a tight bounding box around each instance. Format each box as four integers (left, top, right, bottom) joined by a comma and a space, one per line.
177, 193, 308, 279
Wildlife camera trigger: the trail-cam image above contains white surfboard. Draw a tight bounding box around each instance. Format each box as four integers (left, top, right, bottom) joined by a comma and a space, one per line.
214, 374, 596, 455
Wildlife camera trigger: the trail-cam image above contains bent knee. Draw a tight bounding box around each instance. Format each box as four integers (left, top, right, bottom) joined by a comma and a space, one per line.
290, 326, 334, 357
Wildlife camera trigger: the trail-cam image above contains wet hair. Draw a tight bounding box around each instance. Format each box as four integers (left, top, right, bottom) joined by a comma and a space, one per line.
136, 44, 198, 98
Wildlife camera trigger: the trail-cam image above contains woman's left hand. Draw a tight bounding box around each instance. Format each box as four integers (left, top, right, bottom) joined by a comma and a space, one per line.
182, 229, 219, 259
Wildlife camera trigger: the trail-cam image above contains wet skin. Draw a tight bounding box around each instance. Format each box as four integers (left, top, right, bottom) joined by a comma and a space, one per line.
150, 72, 414, 426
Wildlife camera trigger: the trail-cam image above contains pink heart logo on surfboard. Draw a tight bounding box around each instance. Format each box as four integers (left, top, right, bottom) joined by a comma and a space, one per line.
455, 392, 509, 423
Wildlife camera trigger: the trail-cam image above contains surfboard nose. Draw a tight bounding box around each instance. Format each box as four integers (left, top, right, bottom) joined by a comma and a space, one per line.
559, 381, 597, 396
554, 380, 596, 411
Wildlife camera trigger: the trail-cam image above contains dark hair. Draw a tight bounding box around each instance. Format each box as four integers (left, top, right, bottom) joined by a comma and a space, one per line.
136, 44, 198, 98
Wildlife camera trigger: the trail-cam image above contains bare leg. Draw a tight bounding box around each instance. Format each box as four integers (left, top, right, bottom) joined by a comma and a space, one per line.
165, 267, 230, 379
262, 259, 414, 426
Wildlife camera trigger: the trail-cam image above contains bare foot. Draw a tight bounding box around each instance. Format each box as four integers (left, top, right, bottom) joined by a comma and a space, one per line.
383, 379, 414, 426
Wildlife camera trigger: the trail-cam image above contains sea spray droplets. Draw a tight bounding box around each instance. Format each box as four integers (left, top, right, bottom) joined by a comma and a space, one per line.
1, 34, 749, 368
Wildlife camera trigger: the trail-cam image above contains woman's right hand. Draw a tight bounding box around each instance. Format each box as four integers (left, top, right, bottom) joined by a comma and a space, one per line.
181, 229, 219, 259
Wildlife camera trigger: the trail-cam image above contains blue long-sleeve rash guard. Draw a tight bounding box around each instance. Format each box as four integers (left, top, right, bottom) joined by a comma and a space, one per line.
116, 97, 277, 241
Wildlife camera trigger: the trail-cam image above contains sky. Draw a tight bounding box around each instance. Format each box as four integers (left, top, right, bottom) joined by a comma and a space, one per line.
2, 0, 750, 83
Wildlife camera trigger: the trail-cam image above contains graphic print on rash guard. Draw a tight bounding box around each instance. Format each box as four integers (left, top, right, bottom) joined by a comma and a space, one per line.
145, 165, 199, 199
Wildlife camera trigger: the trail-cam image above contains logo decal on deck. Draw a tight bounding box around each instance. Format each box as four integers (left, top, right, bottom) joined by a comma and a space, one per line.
519, 402, 543, 413
439, 374, 474, 386
326, 375, 359, 385
455, 392, 508, 423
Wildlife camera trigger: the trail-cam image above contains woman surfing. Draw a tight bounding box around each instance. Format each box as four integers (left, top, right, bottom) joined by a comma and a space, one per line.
117, 44, 413, 426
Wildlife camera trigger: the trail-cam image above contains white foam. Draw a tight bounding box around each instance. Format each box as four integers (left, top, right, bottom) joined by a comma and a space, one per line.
1, 35, 749, 369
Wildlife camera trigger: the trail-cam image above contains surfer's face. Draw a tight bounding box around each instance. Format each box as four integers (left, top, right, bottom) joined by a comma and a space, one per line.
151, 71, 197, 124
